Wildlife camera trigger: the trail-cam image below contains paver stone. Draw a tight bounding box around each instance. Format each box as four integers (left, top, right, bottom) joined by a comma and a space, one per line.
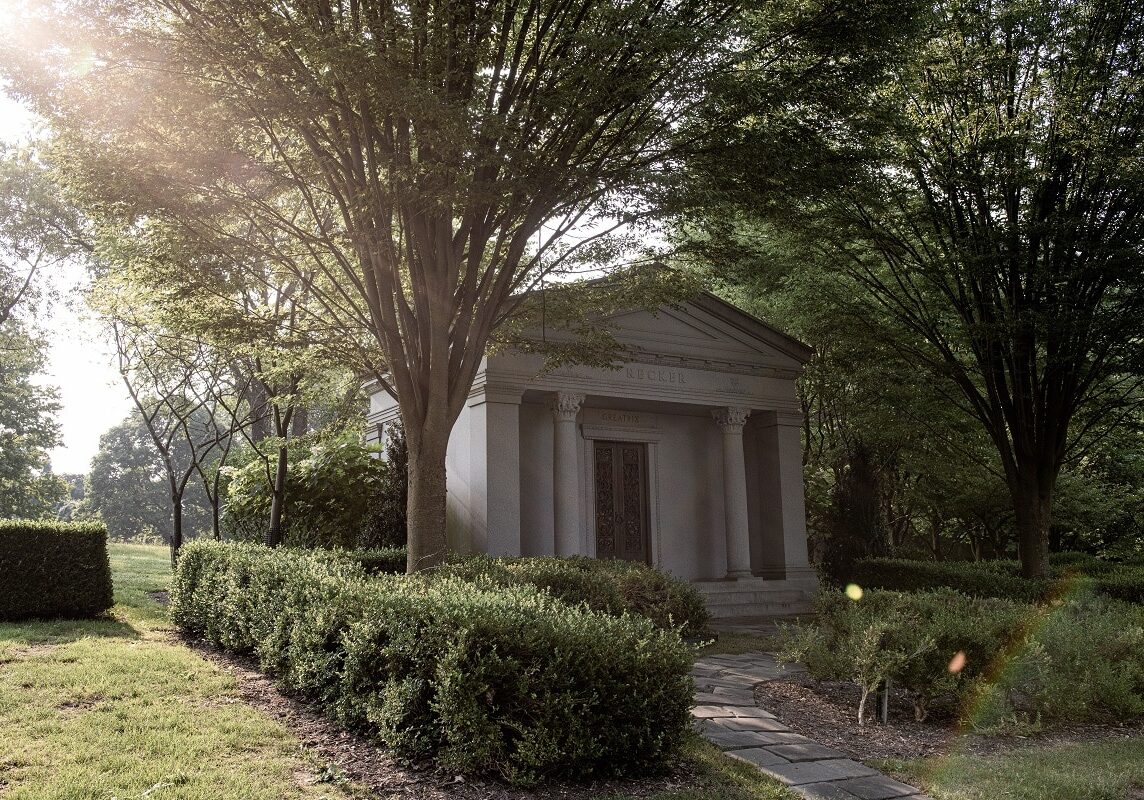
767, 742, 850, 762
831, 774, 921, 799
757, 759, 879, 786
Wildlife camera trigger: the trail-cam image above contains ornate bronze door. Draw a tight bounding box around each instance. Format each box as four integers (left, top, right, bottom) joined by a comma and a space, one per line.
593, 441, 650, 563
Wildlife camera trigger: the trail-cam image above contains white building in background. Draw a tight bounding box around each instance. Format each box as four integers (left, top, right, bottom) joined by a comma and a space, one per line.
366, 292, 819, 616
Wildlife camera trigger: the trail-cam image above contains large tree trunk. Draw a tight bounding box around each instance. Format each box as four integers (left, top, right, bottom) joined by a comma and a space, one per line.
1010, 470, 1052, 579
265, 445, 288, 547
404, 419, 450, 573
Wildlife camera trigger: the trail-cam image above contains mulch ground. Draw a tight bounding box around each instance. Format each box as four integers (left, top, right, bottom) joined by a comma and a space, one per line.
754, 673, 1144, 764
182, 636, 701, 799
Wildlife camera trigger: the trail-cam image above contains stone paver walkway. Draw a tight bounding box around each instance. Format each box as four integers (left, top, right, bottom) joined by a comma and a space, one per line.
692, 652, 932, 800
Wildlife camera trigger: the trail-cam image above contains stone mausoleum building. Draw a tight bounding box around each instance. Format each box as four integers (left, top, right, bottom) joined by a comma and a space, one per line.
367, 293, 818, 616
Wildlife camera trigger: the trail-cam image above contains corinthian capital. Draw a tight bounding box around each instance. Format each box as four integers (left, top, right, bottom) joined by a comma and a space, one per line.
712, 406, 750, 433
550, 392, 585, 422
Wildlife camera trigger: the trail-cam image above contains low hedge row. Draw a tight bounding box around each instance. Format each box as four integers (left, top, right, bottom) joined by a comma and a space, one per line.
431, 555, 710, 638
170, 542, 693, 785
339, 546, 408, 575
850, 557, 1144, 604
0, 520, 114, 620
850, 558, 1051, 602
782, 588, 1144, 730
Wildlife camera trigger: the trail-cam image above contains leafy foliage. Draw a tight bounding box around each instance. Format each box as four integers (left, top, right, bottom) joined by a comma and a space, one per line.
5, 0, 753, 570
223, 427, 404, 551
170, 541, 694, 784
84, 414, 213, 542
0, 322, 65, 519
783, 587, 1144, 730
851, 556, 1144, 605
686, 0, 1144, 578
0, 519, 113, 620
432, 554, 710, 638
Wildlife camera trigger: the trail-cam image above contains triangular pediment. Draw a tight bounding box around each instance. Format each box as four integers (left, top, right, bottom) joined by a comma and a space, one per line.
609, 307, 723, 342
601, 295, 812, 373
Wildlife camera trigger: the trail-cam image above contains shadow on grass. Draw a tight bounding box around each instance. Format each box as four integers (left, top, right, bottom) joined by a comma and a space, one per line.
0, 614, 141, 645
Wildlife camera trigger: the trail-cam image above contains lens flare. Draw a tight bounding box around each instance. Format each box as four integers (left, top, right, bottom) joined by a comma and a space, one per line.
845, 583, 863, 601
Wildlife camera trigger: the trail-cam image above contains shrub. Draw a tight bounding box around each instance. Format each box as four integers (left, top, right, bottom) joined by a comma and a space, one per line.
0, 519, 114, 620
850, 558, 1054, 603
431, 555, 710, 638
851, 556, 1144, 606
340, 546, 407, 575
972, 592, 1144, 729
171, 542, 693, 785
780, 589, 1025, 724
222, 428, 406, 549
782, 587, 1144, 731
1092, 567, 1144, 604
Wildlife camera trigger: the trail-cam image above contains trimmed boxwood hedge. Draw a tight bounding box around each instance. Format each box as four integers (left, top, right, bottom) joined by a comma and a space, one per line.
0, 519, 114, 620
850, 556, 1144, 605
430, 555, 711, 638
850, 558, 1052, 602
338, 546, 407, 575
171, 541, 693, 785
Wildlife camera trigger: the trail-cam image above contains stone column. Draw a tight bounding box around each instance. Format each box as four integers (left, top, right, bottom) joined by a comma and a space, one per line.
713, 406, 753, 579
756, 410, 814, 584
550, 392, 585, 556
469, 387, 523, 557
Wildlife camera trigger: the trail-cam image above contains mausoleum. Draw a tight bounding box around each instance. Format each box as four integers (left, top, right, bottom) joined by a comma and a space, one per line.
366, 292, 818, 616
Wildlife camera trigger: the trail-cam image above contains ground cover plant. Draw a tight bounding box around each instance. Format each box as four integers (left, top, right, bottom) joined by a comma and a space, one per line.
0, 519, 113, 620
171, 541, 696, 785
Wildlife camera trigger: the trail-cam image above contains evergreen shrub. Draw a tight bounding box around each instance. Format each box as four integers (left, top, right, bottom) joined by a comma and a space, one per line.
432, 554, 710, 637
0, 519, 114, 620
222, 429, 407, 549
171, 541, 693, 785
340, 546, 407, 575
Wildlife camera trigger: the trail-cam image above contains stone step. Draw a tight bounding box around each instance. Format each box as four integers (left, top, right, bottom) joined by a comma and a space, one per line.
693, 576, 817, 617
699, 589, 808, 605
707, 601, 810, 618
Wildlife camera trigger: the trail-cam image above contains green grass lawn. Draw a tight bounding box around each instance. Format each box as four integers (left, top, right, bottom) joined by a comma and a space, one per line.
881, 739, 1144, 800
0, 542, 796, 800
0, 543, 363, 800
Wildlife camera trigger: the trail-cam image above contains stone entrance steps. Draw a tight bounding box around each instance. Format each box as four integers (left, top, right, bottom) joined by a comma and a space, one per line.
694, 577, 815, 618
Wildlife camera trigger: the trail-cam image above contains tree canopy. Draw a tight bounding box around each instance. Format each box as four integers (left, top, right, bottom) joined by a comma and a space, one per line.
4, 0, 752, 568
685, 0, 1144, 577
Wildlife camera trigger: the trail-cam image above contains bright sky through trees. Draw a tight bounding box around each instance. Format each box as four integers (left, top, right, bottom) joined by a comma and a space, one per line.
0, 90, 131, 475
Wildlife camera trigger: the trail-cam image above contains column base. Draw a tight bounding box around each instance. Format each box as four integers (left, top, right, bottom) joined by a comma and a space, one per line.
725, 570, 754, 580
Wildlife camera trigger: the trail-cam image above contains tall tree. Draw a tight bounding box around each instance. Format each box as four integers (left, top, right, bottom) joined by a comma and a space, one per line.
689, 0, 1144, 577
5, 0, 748, 570
0, 321, 66, 518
